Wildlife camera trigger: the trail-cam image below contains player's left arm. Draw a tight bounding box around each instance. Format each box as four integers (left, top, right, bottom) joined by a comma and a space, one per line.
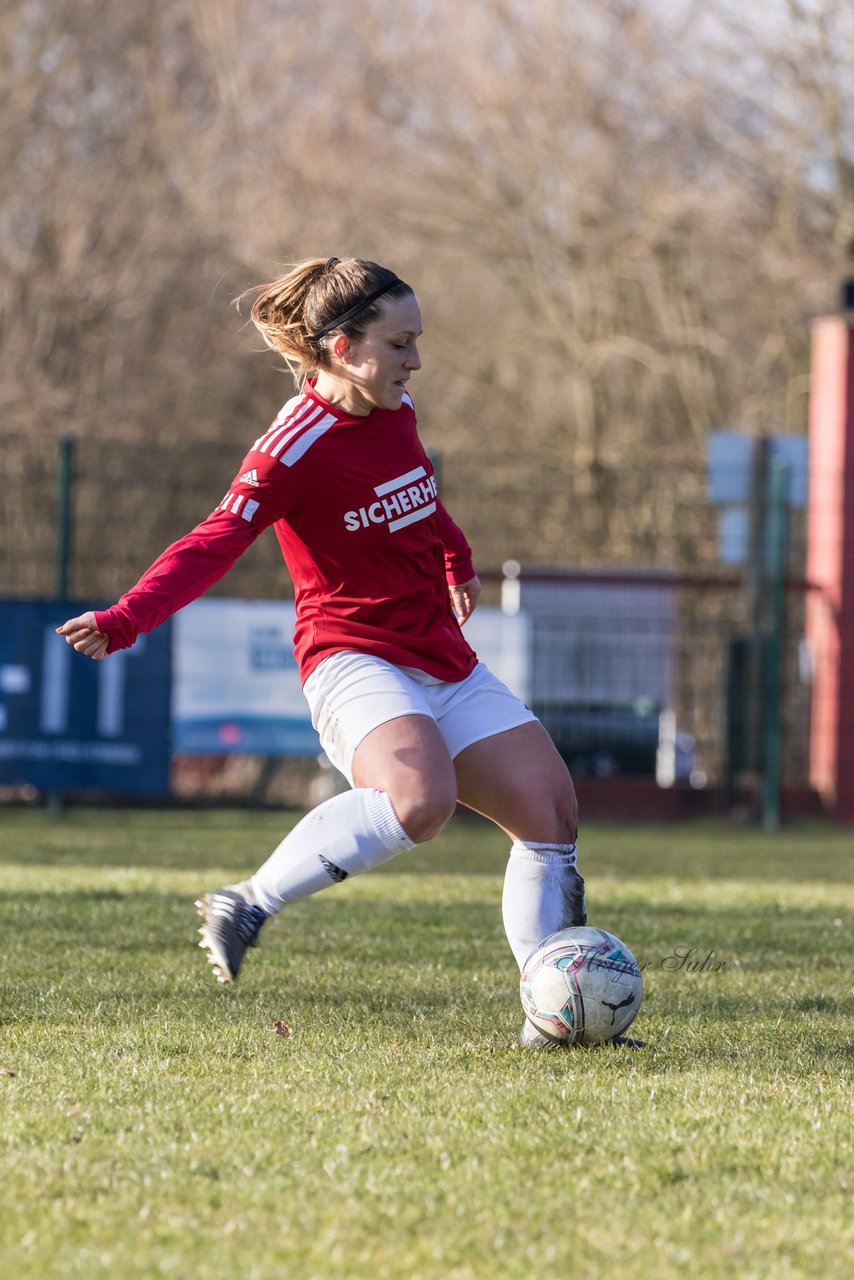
435, 499, 480, 625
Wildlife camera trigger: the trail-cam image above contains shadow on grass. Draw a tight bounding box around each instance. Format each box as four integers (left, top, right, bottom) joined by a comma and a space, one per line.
3, 888, 852, 1057
3, 812, 854, 886
1, 886, 849, 956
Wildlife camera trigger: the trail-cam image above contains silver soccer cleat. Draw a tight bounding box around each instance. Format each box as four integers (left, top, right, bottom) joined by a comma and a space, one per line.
195, 886, 268, 983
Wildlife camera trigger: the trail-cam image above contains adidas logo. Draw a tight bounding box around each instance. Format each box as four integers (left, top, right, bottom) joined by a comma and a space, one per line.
239, 469, 260, 487
319, 854, 349, 884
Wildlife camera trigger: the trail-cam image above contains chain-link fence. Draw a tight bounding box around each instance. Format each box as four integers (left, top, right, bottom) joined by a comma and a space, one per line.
2, 432, 815, 806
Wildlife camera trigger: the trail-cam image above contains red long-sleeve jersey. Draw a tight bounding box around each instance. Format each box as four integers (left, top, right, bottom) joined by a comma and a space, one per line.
94, 382, 478, 684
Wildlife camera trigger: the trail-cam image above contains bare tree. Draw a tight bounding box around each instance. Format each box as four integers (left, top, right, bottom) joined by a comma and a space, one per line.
2, 0, 851, 586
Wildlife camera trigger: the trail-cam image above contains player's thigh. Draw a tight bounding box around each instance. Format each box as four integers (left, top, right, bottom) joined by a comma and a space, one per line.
352, 713, 458, 842
454, 720, 578, 844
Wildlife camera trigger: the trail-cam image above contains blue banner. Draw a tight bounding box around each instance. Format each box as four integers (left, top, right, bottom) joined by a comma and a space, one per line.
0, 599, 172, 794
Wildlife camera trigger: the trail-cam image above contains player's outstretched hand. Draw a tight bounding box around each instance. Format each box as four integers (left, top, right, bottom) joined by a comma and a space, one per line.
56, 612, 110, 660
449, 575, 481, 626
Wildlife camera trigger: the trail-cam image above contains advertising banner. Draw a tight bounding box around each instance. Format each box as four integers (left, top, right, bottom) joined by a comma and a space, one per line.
0, 599, 172, 793
172, 599, 531, 756
172, 600, 319, 755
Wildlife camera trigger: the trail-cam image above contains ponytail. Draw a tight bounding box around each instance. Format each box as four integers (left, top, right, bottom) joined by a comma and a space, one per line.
237, 257, 412, 380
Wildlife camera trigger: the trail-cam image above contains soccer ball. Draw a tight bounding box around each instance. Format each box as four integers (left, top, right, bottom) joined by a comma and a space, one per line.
520, 926, 643, 1045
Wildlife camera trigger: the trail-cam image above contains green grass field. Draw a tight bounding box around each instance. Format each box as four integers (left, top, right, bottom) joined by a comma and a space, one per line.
1, 809, 852, 1280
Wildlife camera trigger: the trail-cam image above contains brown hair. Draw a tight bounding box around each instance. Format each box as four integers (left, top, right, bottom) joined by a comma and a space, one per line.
238, 257, 412, 380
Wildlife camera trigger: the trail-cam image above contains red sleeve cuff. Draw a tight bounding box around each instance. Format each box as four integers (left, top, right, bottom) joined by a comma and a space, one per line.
93, 606, 138, 653
445, 556, 476, 586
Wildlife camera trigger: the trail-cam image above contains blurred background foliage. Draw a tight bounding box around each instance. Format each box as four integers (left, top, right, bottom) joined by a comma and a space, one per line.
2, 0, 852, 569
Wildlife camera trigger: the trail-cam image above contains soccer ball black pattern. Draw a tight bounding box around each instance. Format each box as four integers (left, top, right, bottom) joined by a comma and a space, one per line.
520, 926, 643, 1045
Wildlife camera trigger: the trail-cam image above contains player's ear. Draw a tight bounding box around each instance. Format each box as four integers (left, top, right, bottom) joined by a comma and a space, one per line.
329, 333, 353, 364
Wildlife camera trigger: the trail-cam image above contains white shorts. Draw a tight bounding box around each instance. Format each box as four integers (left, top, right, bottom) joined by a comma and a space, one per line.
302, 650, 537, 784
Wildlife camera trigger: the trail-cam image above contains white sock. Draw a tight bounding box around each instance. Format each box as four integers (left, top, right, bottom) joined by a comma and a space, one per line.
501, 840, 586, 971
249, 788, 415, 914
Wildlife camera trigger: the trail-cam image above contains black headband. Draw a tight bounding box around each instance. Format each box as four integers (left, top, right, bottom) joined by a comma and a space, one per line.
309, 278, 402, 342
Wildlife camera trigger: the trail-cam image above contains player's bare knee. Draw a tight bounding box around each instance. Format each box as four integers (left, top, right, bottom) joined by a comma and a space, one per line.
394, 792, 456, 844
511, 784, 578, 845
500, 774, 576, 844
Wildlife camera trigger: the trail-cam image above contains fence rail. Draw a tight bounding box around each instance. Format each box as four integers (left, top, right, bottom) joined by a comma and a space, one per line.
1, 433, 819, 810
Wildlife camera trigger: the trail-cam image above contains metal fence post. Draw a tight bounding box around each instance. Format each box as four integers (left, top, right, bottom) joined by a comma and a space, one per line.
761, 458, 791, 829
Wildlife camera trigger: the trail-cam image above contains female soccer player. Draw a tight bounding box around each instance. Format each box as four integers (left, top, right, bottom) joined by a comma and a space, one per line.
57, 256, 585, 1046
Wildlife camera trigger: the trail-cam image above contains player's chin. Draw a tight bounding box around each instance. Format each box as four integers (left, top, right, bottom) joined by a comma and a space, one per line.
385, 383, 408, 409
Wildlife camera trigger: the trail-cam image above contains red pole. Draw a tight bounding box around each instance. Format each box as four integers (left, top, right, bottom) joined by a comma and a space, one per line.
805, 317, 854, 821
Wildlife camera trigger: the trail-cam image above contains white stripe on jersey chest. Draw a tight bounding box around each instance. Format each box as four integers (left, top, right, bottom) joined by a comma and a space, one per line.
254, 396, 339, 466
253, 395, 317, 453
278, 414, 338, 466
